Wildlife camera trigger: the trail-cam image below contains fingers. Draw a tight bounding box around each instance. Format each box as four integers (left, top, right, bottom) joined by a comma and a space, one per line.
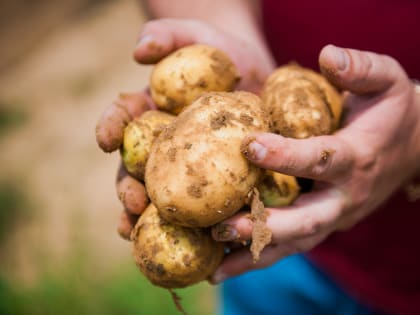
116, 164, 149, 215
134, 19, 214, 64
211, 245, 283, 283
213, 187, 346, 243
211, 188, 345, 282
118, 209, 139, 241
96, 91, 151, 152
319, 45, 406, 95
211, 232, 327, 283
116, 164, 148, 241
242, 132, 354, 181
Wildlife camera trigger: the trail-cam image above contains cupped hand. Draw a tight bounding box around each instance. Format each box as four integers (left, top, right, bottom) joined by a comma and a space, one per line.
210, 45, 420, 283
96, 18, 276, 239
133, 18, 275, 93
96, 91, 153, 239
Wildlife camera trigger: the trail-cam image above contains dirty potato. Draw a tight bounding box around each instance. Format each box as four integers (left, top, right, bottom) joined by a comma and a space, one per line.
131, 204, 224, 288
258, 171, 300, 207
145, 91, 269, 227
150, 44, 240, 114
262, 64, 342, 138
121, 110, 175, 180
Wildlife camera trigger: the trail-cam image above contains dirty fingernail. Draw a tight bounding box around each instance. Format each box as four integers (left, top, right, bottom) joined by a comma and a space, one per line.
213, 224, 238, 241
248, 141, 267, 161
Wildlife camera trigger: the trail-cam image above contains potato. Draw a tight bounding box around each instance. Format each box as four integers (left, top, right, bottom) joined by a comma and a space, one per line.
131, 204, 224, 288
258, 171, 300, 207
145, 91, 269, 227
261, 64, 342, 138
150, 44, 240, 114
121, 110, 175, 180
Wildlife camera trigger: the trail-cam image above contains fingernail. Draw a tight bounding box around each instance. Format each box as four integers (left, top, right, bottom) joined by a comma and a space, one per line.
212, 269, 227, 284
335, 46, 349, 71
213, 224, 238, 241
136, 34, 154, 48
248, 141, 267, 161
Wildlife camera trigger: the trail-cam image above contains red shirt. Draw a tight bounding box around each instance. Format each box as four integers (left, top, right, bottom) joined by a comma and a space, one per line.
261, 1, 420, 314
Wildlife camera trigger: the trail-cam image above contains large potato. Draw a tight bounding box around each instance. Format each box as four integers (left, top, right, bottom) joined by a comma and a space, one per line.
262, 64, 342, 138
121, 110, 175, 180
150, 44, 240, 114
145, 91, 269, 227
131, 204, 224, 288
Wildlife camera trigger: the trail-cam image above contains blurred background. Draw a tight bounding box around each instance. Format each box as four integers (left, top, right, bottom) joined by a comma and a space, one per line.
0, 0, 215, 314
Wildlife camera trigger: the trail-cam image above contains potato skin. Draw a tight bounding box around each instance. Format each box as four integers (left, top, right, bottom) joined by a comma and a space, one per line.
145, 91, 269, 227
258, 171, 300, 207
121, 110, 175, 180
150, 44, 240, 114
262, 64, 342, 138
131, 204, 224, 288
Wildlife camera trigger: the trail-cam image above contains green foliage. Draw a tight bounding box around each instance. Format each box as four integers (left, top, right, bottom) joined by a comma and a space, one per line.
0, 101, 28, 135
0, 260, 215, 315
0, 180, 29, 243
0, 180, 216, 315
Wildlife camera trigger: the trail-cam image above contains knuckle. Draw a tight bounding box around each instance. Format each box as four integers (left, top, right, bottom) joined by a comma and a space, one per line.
307, 139, 348, 179
357, 146, 378, 172
382, 54, 400, 72
299, 215, 322, 237
310, 157, 331, 178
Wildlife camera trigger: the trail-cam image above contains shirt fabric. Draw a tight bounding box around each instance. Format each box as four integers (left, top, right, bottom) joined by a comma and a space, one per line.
220, 254, 377, 315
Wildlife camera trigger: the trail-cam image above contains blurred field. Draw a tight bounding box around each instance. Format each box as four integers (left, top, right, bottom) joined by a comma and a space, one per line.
0, 1, 216, 314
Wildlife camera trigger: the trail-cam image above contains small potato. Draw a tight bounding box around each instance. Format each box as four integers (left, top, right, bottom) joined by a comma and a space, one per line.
121, 110, 175, 180
150, 44, 240, 114
145, 91, 269, 227
131, 204, 224, 288
262, 64, 343, 138
258, 171, 300, 207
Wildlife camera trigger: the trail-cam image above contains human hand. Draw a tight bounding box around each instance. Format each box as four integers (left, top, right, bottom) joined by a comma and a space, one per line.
210, 45, 420, 283
96, 18, 276, 239
133, 18, 275, 93
95, 91, 152, 239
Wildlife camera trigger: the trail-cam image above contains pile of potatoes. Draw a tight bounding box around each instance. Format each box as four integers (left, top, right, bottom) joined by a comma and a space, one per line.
97, 44, 342, 290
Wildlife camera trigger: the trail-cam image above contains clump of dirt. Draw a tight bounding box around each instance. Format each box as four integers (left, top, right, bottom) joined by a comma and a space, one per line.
249, 188, 272, 262
210, 110, 234, 130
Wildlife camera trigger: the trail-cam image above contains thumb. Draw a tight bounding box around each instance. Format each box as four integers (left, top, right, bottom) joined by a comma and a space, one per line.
319, 45, 405, 95
133, 18, 215, 64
